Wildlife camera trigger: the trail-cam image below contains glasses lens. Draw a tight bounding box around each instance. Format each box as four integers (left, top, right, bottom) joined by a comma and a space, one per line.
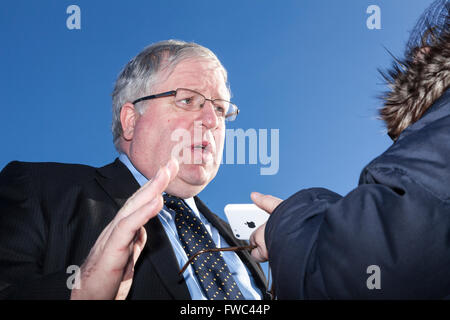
214, 100, 239, 122
225, 104, 239, 122
175, 89, 203, 110
175, 89, 239, 121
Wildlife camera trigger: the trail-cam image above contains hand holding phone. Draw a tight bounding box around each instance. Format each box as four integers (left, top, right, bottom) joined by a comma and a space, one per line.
224, 204, 270, 240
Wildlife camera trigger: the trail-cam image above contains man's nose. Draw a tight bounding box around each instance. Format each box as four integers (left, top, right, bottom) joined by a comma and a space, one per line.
198, 100, 219, 129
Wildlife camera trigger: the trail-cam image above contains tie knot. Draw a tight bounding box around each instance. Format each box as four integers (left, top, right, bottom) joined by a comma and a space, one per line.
163, 194, 187, 212
163, 193, 179, 202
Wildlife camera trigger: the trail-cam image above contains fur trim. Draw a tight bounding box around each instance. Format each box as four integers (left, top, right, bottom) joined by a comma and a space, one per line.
379, 27, 450, 141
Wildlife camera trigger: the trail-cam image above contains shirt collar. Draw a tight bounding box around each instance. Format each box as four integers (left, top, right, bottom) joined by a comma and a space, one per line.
118, 153, 148, 187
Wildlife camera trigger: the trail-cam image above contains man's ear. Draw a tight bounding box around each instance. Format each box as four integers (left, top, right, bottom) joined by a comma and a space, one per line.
120, 102, 139, 141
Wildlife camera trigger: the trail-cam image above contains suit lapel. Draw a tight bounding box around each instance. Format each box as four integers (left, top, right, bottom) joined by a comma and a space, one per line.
143, 216, 191, 299
194, 196, 269, 299
95, 158, 139, 210
95, 158, 190, 299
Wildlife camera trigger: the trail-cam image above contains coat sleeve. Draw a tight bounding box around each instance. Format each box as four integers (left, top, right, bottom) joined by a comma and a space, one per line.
265, 166, 450, 299
0, 162, 71, 299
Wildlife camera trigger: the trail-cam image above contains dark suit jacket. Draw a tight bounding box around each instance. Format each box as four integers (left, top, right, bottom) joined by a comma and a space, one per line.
0, 158, 267, 299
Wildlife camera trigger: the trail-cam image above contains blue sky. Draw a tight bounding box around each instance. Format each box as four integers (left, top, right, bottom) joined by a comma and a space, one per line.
0, 0, 434, 274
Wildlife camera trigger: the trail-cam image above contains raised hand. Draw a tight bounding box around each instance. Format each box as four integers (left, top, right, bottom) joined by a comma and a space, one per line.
71, 159, 179, 299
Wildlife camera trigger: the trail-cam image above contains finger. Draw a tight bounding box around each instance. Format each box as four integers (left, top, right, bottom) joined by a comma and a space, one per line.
249, 224, 269, 262
249, 229, 257, 247
116, 196, 162, 249
132, 227, 147, 264
104, 196, 163, 268
120, 163, 170, 216
250, 241, 269, 262
113, 228, 147, 300
115, 257, 134, 300
165, 157, 180, 179
118, 158, 179, 219
251, 192, 283, 214
250, 248, 267, 262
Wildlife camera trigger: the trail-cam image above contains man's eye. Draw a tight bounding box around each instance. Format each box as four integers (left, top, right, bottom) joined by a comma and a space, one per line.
176, 96, 197, 109
180, 98, 193, 105
215, 105, 225, 115
214, 101, 229, 116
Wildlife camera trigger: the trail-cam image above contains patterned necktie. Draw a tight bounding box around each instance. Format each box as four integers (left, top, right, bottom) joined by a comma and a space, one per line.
163, 194, 245, 300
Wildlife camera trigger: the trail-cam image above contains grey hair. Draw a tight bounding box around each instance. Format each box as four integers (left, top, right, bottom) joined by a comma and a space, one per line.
111, 39, 229, 152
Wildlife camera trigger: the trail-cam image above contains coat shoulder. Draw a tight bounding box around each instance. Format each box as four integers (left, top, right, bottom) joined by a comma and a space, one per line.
0, 160, 99, 189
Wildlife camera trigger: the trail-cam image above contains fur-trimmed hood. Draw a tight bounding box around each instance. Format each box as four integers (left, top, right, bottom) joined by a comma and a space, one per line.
380, 28, 450, 141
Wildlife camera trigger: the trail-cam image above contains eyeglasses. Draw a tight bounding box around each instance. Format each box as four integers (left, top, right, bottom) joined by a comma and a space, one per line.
132, 88, 240, 121
178, 244, 275, 300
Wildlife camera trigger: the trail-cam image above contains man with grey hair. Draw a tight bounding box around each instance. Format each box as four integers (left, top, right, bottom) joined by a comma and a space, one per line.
0, 40, 268, 300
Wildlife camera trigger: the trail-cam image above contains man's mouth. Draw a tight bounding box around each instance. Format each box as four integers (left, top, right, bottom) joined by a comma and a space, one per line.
189, 141, 214, 165
191, 141, 211, 152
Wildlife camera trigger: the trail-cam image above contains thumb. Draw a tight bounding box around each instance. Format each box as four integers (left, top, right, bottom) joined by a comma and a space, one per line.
251, 192, 282, 214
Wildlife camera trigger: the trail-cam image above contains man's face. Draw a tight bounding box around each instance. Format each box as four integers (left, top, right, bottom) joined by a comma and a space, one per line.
124, 58, 228, 198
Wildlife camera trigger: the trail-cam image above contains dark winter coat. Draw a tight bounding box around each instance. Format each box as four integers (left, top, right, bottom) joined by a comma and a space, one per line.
266, 88, 450, 299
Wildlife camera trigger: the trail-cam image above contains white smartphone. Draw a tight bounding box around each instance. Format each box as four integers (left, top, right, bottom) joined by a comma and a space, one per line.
224, 204, 269, 240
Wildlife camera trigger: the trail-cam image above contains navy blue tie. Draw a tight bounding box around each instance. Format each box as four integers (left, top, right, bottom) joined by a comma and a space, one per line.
164, 194, 245, 300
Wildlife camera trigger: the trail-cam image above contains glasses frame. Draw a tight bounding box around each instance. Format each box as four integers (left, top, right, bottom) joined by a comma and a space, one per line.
178, 244, 275, 300
132, 88, 240, 121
